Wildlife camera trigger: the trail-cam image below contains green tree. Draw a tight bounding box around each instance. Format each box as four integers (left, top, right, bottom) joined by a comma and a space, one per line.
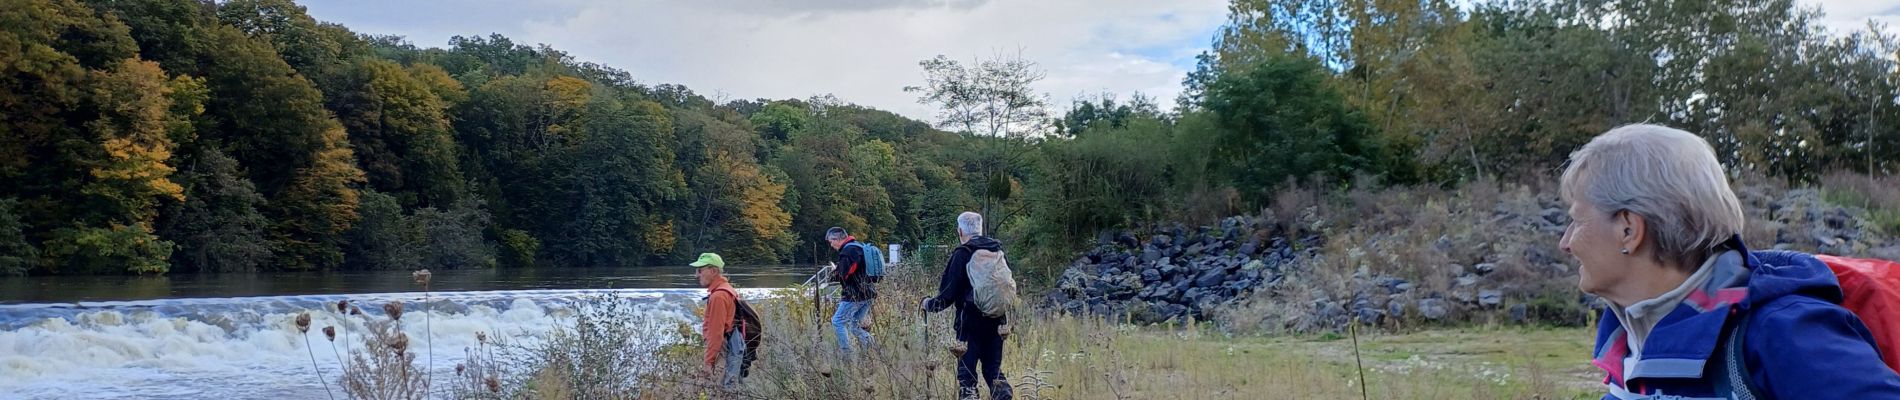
1201, 55, 1377, 200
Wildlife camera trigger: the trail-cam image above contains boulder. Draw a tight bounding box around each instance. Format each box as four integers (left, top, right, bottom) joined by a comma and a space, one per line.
1509, 303, 1529, 323
1140, 268, 1162, 283
1478, 289, 1503, 307
1185, 243, 1207, 258
1239, 241, 1259, 256
1474, 263, 1498, 276
1419, 298, 1450, 320
1194, 270, 1228, 288
1152, 234, 1173, 247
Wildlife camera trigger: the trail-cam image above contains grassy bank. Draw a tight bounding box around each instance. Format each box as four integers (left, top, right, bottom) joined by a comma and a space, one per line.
629, 284, 1599, 399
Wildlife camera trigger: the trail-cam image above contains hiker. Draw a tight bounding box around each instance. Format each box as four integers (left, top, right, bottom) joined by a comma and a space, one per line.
694, 253, 758, 388
1558, 124, 1900, 398
826, 227, 877, 356
923, 212, 1013, 400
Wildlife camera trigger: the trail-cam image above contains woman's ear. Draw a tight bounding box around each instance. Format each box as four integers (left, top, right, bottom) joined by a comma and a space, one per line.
1619, 210, 1648, 255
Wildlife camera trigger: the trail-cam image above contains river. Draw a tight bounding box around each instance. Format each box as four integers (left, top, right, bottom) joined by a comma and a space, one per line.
0, 265, 817, 400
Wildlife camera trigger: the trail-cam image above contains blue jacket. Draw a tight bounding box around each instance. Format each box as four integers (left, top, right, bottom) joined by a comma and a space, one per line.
1592, 237, 1900, 399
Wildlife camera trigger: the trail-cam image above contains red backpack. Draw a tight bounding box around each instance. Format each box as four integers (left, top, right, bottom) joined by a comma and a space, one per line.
1819, 255, 1900, 372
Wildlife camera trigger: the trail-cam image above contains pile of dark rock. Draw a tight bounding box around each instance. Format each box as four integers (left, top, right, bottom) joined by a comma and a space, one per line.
1046, 216, 1313, 325
1041, 184, 1899, 332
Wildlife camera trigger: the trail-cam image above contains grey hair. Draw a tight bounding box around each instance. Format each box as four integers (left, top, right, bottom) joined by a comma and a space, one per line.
1560, 124, 1745, 270
957, 212, 984, 237
825, 227, 848, 241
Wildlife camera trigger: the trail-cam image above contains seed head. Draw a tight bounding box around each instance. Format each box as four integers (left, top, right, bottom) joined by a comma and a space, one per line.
455, 364, 466, 374
295, 313, 311, 333
323, 326, 336, 341
336, 300, 349, 313
384, 301, 404, 321
412, 269, 433, 286
388, 332, 410, 355
485, 375, 500, 393
476, 331, 487, 344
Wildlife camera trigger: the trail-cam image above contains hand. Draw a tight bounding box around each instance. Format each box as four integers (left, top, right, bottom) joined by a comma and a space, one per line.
920, 298, 935, 311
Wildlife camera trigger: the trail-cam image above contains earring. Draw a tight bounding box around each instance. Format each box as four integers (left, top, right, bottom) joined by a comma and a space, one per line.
1620, 248, 1630, 254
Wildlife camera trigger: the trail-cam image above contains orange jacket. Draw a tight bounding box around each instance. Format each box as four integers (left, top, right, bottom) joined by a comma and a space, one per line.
703, 277, 738, 368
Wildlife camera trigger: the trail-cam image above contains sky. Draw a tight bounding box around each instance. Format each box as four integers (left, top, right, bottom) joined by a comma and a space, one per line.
297, 0, 1899, 124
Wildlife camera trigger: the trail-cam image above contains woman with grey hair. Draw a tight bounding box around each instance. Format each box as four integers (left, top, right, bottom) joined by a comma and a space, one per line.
1560, 124, 1900, 398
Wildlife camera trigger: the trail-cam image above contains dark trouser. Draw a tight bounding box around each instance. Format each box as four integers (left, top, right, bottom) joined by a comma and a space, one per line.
956, 320, 1010, 400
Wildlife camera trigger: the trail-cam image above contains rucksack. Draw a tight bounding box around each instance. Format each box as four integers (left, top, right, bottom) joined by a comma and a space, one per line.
1818, 255, 1900, 370
851, 241, 886, 281
1718, 255, 1900, 397
710, 288, 763, 376
966, 248, 1019, 318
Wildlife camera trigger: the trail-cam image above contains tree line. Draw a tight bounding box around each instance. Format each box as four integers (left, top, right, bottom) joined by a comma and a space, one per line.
2, 0, 1894, 276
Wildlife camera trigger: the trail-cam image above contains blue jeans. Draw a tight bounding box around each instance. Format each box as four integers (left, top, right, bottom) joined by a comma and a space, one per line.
832, 300, 875, 356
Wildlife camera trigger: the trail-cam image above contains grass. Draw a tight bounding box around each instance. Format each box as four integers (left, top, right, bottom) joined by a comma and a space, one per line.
306, 265, 1603, 399
619, 262, 1600, 399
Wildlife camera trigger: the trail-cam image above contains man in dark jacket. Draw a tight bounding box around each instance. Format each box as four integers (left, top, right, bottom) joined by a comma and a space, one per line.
827, 227, 876, 357
923, 212, 1012, 400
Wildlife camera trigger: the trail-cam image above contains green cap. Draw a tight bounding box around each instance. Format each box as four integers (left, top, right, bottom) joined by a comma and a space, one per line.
689, 253, 725, 269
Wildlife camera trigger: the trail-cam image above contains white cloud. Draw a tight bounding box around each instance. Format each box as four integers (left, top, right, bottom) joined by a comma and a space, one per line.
300, 0, 1228, 124
1802, 0, 1900, 35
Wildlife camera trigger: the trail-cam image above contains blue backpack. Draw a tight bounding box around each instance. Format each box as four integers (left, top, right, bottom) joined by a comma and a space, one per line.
851, 242, 885, 281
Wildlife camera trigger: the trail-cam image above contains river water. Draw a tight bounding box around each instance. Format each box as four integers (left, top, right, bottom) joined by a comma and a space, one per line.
0, 265, 816, 400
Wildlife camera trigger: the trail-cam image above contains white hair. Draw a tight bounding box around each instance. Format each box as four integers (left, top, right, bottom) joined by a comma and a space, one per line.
1560, 124, 1745, 270
957, 212, 984, 237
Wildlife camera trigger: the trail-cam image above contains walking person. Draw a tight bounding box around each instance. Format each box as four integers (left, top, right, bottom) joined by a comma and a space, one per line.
923, 212, 1013, 400
827, 227, 877, 357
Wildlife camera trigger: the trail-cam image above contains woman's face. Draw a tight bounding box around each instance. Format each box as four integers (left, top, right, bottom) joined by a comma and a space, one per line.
1560, 201, 1632, 298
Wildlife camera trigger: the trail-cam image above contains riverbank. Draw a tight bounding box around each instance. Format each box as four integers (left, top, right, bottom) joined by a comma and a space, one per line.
435, 266, 1598, 399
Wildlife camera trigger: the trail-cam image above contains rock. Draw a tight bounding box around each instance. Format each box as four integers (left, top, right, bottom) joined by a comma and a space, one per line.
1194, 270, 1228, 288
1238, 241, 1259, 256
1394, 282, 1415, 293
1141, 246, 1163, 263
1478, 290, 1503, 307
1185, 243, 1207, 258
1474, 263, 1498, 276
1455, 274, 1480, 287
1241, 259, 1265, 271
1452, 290, 1474, 304
1315, 301, 1346, 324
1140, 268, 1162, 283
1355, 304, 1384, 324
1510, 304, 1529, 323
1419, 298, 1450, 320
1152, 234, 1173, 247
1433, 235, 1453, 253
1542, 208, 1568, 226
1116, 232, 1139, 248
1183, 287, 1204, 304
1388, 301, 1405, 318
1160, 303, 1189, 320
1123, 255, 1139, 269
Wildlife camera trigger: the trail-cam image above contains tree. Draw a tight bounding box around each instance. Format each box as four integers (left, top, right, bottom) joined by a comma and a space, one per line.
331, 58, 465, 207
159, 146, 273, 273
1202, 55, 1377, 200
904, 52, 1052, 138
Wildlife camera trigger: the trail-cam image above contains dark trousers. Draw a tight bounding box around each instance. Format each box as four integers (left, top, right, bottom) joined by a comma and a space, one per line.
956, 320, 1010, 400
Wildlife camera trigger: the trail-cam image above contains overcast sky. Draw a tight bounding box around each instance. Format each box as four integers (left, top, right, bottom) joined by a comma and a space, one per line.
298, 0, 1899, 123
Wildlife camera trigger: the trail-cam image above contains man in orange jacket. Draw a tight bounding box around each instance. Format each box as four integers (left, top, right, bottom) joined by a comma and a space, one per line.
694, 253, 747, 387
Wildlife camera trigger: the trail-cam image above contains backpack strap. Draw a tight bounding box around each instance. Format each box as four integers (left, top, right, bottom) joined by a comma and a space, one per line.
709, 287, 747, 336
1717, 312, 1765, 400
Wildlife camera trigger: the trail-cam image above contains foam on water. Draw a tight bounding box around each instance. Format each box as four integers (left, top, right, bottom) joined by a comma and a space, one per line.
0, 288, 773, 400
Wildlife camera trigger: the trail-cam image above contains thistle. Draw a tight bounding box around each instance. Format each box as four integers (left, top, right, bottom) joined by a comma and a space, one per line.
384, 302, 404, 321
